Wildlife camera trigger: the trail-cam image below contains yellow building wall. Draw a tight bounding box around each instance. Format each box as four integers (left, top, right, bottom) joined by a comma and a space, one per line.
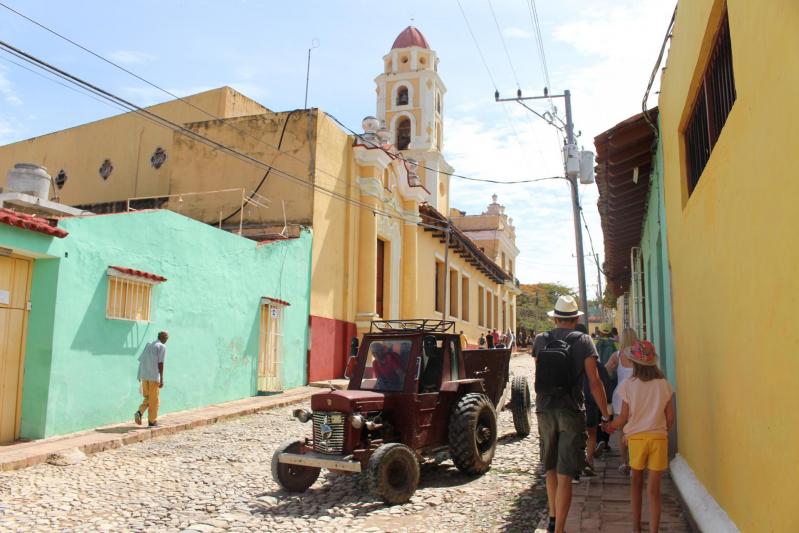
415, 228, 515, 346
168, 110, 315, 226
309, 114, 356, 322
0, 87, 268, 205
659, 1, 799, 530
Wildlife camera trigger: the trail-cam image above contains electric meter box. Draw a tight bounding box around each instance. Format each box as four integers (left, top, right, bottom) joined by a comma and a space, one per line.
564, 144, 580, 177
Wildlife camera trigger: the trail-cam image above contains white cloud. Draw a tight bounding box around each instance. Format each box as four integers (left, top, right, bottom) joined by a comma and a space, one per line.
0, 67, 22, 106
107, 50, 157, 65
502, 27, 532, 39
443, 0, 675, 291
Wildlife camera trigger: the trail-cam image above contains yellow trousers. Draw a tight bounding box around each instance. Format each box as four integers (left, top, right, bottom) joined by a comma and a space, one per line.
138, 380, 160, 424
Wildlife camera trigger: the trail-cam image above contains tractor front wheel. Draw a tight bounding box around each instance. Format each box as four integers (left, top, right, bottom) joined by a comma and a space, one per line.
366, 443, 420, 505
271, 439, 320, 492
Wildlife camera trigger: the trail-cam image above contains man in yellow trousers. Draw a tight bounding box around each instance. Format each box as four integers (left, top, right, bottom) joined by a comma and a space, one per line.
134, 331, 168, 427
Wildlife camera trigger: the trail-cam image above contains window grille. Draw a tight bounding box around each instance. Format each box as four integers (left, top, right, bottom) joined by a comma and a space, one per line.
630, 247, 647, 339
106, 274, 156, 321
685, 11, 736, 194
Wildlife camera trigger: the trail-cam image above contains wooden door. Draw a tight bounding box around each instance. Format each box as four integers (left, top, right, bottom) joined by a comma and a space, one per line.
258, 304, 283, 392
376, 239, 385, 318
0, 256, 32, 444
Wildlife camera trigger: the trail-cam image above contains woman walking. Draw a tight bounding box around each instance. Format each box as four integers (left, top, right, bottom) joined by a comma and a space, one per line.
603, 340, 675, 533
604, 327, 638, 472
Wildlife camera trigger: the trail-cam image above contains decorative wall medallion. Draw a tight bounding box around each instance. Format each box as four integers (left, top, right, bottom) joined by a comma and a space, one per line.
55, 169, 68, 189
150, 147, 167, 169
99, 159, 113, 180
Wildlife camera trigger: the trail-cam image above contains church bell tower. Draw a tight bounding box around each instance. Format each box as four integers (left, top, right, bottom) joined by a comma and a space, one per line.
375, 26, 453, 212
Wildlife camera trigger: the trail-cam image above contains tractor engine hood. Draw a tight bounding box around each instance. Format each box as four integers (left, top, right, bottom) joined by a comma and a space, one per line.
310, 390, 385, 413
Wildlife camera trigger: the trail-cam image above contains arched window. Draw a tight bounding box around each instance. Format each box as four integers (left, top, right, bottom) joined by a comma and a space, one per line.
396, 86, 409, 106
396, 118, 411, 150
436, 93, 441, 113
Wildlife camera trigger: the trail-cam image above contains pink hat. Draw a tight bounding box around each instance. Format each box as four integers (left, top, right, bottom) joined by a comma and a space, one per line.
623, 340, 658, 366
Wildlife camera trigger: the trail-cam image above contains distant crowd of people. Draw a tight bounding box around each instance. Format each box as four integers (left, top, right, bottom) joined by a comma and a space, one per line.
476, 328, 516, 350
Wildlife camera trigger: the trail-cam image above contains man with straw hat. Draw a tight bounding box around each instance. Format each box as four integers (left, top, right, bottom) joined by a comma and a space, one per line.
532, 295, 611, 533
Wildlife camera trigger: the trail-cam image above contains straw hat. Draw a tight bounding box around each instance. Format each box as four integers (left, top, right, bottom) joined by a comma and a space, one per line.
547, 295, 584, 318
598, 323, 612, 334
623, 340, 658, 366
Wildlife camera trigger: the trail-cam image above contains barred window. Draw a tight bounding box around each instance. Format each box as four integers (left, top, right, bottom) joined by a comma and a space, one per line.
106, 267, 165, 321
684, 11, 736, 195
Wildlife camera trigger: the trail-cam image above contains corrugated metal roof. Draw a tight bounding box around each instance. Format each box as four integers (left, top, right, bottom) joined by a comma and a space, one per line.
594, 109, 658, 297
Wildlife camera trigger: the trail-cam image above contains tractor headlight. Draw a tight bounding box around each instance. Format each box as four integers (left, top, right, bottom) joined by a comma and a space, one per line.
292, 408, 312, 423
351, 414, 365, 429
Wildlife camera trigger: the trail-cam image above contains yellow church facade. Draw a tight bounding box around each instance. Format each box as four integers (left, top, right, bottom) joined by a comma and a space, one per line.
0, 27, 519, 381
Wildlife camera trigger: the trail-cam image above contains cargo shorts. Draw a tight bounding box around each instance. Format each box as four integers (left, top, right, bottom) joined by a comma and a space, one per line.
536, 408, 587, 476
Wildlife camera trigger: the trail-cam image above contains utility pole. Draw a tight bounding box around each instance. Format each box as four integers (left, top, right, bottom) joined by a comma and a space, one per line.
496, 89, 590, 325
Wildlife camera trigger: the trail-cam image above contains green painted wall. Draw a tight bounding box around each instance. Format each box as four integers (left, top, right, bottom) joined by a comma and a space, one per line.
1, 210, 312, 439
640, 130, 677, 386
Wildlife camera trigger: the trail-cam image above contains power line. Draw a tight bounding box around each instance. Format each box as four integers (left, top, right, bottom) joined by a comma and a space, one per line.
487, 0, 521, 90
2, 1, 561, 188
455, 0, 498, 91
455, 0, 528, 148
0, 39, 456, 236
325, 112, 564, 185
0, 55, 123, 111
526, 0, 554, 110
0, 2, 355, 191
642, 3, 677, 136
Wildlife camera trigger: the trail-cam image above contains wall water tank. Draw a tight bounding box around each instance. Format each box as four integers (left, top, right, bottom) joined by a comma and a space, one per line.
6, 163, 52, 199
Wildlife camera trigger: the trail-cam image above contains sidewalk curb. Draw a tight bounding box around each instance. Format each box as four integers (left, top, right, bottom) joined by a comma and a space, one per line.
0, 386, 317, 473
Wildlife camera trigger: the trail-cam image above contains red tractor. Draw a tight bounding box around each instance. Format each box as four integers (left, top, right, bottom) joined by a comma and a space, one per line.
271, 320, 532, 504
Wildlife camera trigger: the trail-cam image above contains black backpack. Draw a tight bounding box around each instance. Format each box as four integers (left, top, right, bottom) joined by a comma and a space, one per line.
535, 331, 584, 396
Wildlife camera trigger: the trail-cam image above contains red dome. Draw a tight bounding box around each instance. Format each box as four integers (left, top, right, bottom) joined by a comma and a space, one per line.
391, 26, 430, 50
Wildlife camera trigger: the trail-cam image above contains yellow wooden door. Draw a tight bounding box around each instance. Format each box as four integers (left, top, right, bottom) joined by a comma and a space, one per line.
257, 304, 282, 392
0, 256, 32, 444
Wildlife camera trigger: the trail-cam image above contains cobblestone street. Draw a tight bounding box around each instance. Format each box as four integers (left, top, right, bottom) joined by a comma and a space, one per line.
0, 357, 546, 533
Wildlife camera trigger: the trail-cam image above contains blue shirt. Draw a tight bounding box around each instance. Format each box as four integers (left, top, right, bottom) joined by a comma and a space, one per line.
137, 340, 166, 382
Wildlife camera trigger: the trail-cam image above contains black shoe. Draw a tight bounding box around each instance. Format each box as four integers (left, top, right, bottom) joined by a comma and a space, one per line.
148, 421, 159, 427
134, 411, 142, 425
548, 516, 556, 532
595, 441, 607, 457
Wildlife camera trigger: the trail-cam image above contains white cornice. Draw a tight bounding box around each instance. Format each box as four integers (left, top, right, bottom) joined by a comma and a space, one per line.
353, 145, 393, 170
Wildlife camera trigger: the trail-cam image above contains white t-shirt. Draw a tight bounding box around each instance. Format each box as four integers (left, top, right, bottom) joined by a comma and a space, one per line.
618, 377, 673, 436
137, 340, 166, 382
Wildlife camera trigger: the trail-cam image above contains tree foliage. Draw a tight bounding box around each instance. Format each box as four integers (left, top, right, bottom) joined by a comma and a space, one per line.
516, 283, 577, 334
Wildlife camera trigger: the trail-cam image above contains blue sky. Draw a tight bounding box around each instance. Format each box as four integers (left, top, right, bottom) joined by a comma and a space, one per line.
0, 0, 675, 294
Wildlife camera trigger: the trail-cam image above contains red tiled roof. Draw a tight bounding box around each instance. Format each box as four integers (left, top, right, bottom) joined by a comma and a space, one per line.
0, 208, 68, 238
109, 266, 167, 283
392, 26, 430, 50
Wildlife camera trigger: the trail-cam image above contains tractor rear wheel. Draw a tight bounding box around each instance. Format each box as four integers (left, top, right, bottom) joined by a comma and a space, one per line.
511, 376, 532, 437
271, 439, 320, 492
448, 393, 497, 475
366, 443, 420, 505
